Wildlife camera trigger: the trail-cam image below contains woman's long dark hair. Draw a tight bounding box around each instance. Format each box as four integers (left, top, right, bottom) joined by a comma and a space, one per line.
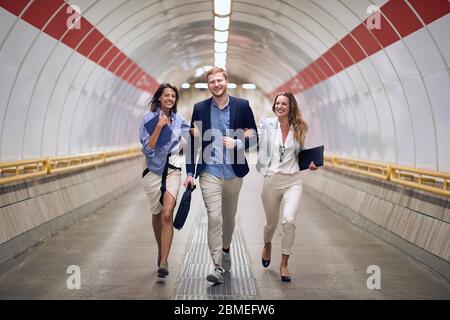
149, 83, 179, 114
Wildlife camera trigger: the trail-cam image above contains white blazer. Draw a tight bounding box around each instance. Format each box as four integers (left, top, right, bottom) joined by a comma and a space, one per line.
255, 117, 304, 176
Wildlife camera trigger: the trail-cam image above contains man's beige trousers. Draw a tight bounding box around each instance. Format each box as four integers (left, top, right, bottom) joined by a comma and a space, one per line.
199, 172, 243, 266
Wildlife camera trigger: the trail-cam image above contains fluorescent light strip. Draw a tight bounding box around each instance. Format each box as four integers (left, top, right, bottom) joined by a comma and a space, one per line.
214, 16, 230, 31
215, 60, 226, 68
194, 83, 208, 89
214, 42, 227, 53
214, 30, 229, 43
214, 0, 231, 16
242, 83, 256, 89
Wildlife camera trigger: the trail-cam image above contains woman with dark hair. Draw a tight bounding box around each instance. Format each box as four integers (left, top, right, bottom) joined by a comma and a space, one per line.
255, 92, 318, 282
139, 83, 190, 278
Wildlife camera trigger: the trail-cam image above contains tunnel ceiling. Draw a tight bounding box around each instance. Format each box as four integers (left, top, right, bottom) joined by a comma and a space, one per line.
61, 0, 389, 93
1, 0, 447, 94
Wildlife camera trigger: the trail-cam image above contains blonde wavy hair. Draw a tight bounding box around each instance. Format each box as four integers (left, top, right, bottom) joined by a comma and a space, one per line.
272, 92, 309, 146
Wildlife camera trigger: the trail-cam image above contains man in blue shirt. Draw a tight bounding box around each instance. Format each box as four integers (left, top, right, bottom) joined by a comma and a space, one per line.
184, 67, 258, 284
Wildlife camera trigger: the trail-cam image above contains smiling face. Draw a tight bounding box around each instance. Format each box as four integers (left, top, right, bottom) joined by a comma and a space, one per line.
273, 95, 290, 120
159, 87, 177, 111
207, 72, 228, 98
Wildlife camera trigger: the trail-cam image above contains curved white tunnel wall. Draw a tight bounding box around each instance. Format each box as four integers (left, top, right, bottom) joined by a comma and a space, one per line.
0, 4, 153, 161
300, 13, 450, 172
0, 1, 449, 174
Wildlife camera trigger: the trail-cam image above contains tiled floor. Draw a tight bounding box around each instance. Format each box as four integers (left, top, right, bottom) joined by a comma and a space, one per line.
0, 167, 449, 299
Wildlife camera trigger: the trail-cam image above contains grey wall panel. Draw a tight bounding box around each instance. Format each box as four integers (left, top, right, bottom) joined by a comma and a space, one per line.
424, 70, 450, 172
403, 78, 437, 171
1, 69, 37, 160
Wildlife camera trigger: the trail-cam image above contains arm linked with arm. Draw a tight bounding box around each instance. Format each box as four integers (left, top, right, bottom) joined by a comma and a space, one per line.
243, 104, 258, 151
185, 107, 199, 176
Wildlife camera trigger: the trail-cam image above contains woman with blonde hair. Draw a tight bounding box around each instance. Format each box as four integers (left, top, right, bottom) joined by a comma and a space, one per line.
255, 91, 317, 282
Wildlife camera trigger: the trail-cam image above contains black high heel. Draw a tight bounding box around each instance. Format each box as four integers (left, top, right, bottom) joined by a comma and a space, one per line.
281, 274, 291, 282
261, 243, 271, 268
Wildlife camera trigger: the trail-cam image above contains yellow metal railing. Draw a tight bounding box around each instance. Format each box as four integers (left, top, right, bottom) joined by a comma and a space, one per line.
0, 147, 142, 185
2, 150, 449, 197
325, 155, 450, 197
389, 165, 450, 197
0, 158, 49, 185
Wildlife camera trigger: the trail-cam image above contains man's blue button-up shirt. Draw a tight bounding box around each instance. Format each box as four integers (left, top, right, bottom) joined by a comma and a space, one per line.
203, 97, 237, 180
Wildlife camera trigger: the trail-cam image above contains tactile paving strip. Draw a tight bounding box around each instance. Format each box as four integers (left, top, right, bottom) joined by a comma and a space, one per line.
174, 205, 258, 300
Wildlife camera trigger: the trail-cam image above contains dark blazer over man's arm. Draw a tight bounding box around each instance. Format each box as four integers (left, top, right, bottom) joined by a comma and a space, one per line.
242, 103, 258, 150
186, 105, 199, 176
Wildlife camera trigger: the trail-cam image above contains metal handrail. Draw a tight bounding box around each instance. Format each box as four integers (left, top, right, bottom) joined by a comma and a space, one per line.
0, 158, 49, 184
0, 147, 142, 185
332, 156, 389, 180
389, 164, 450, 197
325, 155, 450, 197
2, 150, 449, 197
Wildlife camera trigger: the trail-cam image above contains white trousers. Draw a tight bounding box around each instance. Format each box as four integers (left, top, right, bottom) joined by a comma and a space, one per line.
261, 172, 303, 255
199, 172, 243, 266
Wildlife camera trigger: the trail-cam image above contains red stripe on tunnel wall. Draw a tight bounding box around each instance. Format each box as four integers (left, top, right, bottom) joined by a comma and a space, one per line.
0, 0, 30, 16
270, 0, 449, 99
408, 0, 450, 24
0, 0, 158, 94
22, 0, 64, 29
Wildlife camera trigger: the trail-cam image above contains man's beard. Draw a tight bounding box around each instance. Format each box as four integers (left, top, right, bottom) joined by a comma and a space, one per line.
212, 88, 227, 98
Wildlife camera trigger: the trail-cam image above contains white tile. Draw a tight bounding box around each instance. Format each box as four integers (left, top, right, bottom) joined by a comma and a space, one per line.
59, 51, 85, 85
403, 78, 437, 171
358, 58, 382, 90
427, 14, 450, 68
311, 0, 361, 31
73, 58, 96, 89
69, 90, 91, 154
85, 65, 104, 93
0, 19, 39, 66
423, 70, 450, 172
57, 87, 83, 155
22, 33, 56, 74
96, 0, 147, 38
370, 50, 399, 87
371, 87, 396, 163
41, 42, 73, 80
41, 82, 69, 156
342, 97, 360, 157
335, 72, 354, 98
340, 0, 379, 21
384, 84, 415, 167
66, 0, 97, 13
349, 95, 364, 154
360, 91, 382, 160
22, 76, 55, 159
0, 8, 17, 45
384, 40, 419, 82
403, 27, 446, 76
0, 62, 17, 139
82, 0, 127, 27
346, 64, 368, 92
0, 69, 37, 160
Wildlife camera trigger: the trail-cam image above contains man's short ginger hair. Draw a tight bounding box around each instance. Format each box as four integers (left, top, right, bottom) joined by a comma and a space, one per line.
206, 67, 228, 81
